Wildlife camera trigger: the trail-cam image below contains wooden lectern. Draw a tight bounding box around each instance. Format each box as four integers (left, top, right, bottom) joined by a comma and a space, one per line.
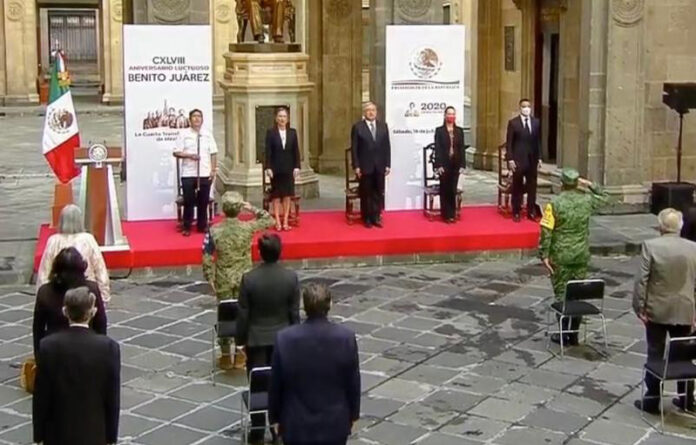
75, 144, 129, 249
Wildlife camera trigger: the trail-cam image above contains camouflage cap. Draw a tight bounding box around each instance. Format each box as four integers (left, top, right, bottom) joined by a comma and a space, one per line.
561, 168, 580, 186
221, 191, 245, 215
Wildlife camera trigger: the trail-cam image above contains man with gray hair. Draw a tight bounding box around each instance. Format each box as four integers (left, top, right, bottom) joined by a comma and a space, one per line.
33, 287, 120, 445
351, 101, 391, 228
633, 208, 696, 414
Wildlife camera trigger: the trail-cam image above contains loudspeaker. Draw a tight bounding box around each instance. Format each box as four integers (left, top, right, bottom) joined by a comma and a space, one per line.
651, 182, 696, 215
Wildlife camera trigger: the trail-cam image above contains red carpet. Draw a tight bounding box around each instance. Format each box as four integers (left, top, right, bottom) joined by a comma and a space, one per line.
34, 206, 540, 271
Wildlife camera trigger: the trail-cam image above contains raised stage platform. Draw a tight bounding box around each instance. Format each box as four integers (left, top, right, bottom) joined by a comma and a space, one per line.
34, 206, 541, 271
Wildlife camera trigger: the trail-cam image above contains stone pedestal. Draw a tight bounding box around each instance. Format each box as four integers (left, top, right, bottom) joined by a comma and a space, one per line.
217, 50, 319, 202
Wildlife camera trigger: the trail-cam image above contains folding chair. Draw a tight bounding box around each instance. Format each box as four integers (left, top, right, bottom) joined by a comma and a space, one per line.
210, 299, 238, 384
640, 335, 696, 433
546, 279, 608, 357
241, 366, 272, 444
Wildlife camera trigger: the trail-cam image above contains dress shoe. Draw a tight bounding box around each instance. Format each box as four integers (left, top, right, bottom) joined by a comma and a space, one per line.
550, 333, 571, 345
364, 221, 373, 229
373, 219, 383, 228
512, 214, 521, 223
567, 334, 580, 346
217, 354, 234, 370
182, 229, 191, 237
634, 399, 660, 414
233, 349, 247, 369
527, 211, 538, 221
672, 397, 696, 412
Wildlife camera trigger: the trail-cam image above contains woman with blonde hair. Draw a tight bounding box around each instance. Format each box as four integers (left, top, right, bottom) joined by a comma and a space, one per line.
36, 204, 110, 302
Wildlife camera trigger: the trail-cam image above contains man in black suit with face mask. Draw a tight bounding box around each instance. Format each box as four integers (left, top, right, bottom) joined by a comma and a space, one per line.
505, 98, 542, 222
351, 101, 392, 228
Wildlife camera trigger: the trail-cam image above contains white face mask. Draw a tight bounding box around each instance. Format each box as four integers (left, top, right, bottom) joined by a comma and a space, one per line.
520, 106, 532, 117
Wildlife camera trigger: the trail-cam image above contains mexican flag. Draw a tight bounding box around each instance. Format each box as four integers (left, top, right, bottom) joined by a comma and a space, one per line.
42, 51, 80, 183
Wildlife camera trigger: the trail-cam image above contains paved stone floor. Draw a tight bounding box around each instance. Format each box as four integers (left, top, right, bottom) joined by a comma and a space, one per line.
0, 257, 695, 444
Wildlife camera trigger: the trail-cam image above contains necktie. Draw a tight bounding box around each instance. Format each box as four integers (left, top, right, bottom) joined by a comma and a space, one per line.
525, 118, 531, 134
369, 121, 376, 141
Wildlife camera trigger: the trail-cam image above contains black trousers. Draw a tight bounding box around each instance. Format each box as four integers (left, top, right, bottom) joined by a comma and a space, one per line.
246, 345, 274, 443
643, 322, 694, 408
439, 166, 459, 220
511, 165, 537, 215
359, 171, 384, 223
181, 177, 211, 231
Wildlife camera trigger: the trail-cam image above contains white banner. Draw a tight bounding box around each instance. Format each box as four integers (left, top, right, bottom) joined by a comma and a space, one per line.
385, 25, 466, 210
124, 25, 213, 221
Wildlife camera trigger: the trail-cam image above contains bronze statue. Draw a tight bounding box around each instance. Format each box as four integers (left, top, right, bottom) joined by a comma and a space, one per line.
236, 0, 295, 44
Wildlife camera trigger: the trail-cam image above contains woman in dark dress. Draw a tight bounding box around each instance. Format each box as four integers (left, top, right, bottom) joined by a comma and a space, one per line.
265, 106, 301, 231
33, 247, 107, 355
434, 106, 465, 223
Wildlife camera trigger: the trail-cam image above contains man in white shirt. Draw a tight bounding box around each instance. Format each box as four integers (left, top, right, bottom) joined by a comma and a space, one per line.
173, 109, 218, 236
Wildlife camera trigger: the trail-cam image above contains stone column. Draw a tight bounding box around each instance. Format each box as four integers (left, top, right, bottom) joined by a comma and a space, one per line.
472, 0, 502, 169
102, 0, 124, 104
1, 0, 38, 104
515, 0, 535, 100
211, 0, 237, 101
315, 0, 362, 173
602, 0, 648, 209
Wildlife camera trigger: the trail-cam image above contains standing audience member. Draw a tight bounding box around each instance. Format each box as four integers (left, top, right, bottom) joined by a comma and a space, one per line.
202, 191, 274, 369
33, 247, 107, 355
236, 233, 300, 444
269, 284, 360, 445
633, 208, 696, 413
36, 204, 110, 302
265, 106, 301, 231
33, 287, 120, 445
433, 106, 465, 223
538, 168, 608, 345
680, 205, 696, 242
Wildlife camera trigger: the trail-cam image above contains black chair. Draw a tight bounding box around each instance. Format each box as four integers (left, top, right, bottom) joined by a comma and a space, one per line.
210, 299, 239, 384
640, 336, 696, 432
546, 279, 608, 357
422, 143, 463, 221
241, 366, 272, 443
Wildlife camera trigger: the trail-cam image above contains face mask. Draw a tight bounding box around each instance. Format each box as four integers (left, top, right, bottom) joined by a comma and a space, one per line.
446, 116, 456, 124
520, 106, 531, 116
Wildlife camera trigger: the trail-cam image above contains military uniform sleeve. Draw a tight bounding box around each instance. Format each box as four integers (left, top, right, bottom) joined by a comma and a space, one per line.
588, 182, 610, 212
201, 229, 216, 283
538, 202, 555, 259
248, 205, 275, 231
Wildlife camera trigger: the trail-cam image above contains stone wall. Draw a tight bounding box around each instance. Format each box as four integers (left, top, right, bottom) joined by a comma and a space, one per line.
642, 0, 696, 183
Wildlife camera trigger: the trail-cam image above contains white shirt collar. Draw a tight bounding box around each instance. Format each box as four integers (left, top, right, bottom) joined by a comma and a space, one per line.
70, 322, 90, 328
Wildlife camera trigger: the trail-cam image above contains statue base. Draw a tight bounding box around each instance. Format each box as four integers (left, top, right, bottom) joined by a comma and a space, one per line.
218, 51, 318, 204
230, 43, 302, 53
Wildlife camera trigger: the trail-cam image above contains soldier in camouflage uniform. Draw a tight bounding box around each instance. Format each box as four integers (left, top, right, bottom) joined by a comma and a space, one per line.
538, 168, 608, 345
202, 191, 274, 369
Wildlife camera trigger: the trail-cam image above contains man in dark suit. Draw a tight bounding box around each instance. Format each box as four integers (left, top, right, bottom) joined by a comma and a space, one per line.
269, 283, 360, 445
237, 233, 300, 444
33, 286, 120, 445
351, 101, 391, 228
505, 98, 542, 222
